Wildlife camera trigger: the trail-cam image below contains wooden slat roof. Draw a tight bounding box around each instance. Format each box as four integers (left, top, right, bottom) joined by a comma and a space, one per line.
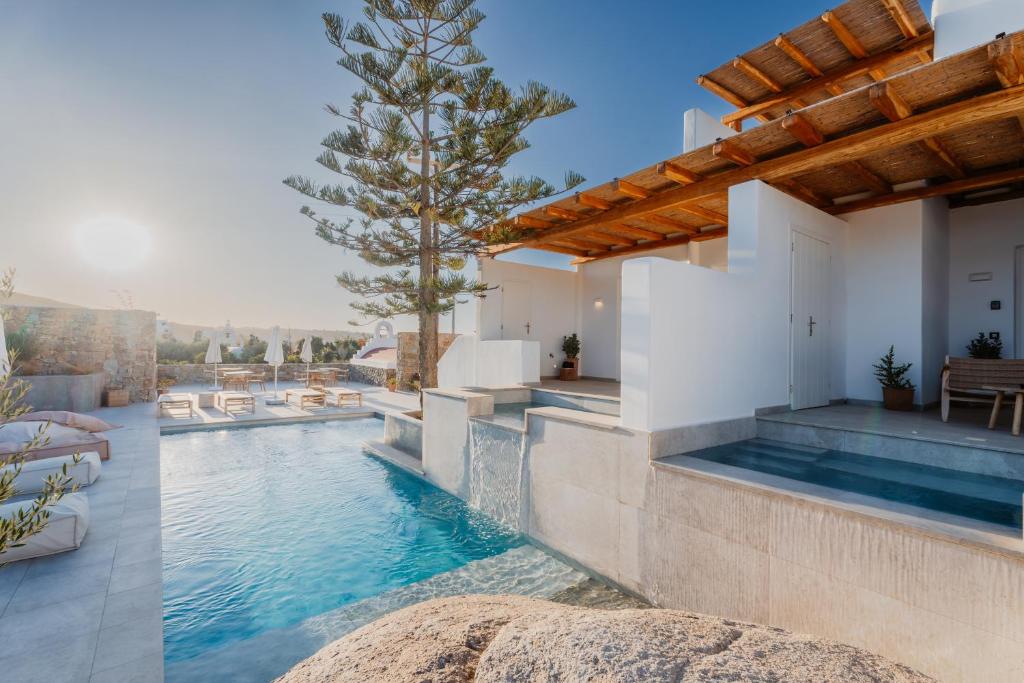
485, 30, 1024, 265
699, 0, 933, 129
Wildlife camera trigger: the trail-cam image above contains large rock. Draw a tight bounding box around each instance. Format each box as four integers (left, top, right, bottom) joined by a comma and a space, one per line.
277, 595, 931, 683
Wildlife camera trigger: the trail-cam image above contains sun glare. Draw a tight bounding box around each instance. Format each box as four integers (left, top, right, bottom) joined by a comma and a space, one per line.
73, 217, 153, 271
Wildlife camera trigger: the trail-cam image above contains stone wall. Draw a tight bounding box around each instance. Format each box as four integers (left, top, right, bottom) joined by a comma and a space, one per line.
3, 306, 157, 403
348, 363, 392, 387
396, 332, 457, 388
157, 362, 351, 385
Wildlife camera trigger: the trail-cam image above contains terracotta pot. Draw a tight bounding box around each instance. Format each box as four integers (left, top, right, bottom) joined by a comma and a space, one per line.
882, 386, 915, 411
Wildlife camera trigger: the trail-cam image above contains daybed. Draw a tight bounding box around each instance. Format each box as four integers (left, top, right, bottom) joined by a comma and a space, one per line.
0, 451, 102, 494
0, 492, 90, 563
0, 421, 111, 461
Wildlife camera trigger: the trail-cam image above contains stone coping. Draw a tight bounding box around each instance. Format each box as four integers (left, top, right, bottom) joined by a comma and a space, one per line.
655, 455, 1024, 561
161, 411, 380, 435
362, 440, 425, 476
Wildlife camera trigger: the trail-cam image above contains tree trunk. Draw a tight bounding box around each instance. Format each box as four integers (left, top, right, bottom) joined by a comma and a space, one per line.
418, 84, 439, 390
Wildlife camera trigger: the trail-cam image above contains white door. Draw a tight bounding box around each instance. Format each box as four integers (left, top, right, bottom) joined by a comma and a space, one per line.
500, 280, 532, 340
1016, 245, 1024, 359
791, 231, 831, 410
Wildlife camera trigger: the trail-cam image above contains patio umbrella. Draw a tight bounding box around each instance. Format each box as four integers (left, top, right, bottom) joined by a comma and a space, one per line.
264, 326, 285, 401
300, 337, 313, 382
205, 333, 222, 389
0, 315, 9, 379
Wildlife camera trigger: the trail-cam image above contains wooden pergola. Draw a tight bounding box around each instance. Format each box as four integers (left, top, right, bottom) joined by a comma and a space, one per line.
484, 0, 1024, 265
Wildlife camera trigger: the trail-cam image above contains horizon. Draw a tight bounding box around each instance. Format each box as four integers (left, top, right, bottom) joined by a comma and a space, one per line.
1, 0, 934, 333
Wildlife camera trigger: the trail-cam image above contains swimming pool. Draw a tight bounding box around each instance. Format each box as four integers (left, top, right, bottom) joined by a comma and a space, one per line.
160, 418, 591, 681
681, 438, 1024, 529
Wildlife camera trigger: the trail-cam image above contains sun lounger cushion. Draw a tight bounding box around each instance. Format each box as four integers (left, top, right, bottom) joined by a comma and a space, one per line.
0, 421, 89, 443
0, 492, 90, 563
0, 430, 111, 462
1, 452, 101, 495
11, 411, 120, 432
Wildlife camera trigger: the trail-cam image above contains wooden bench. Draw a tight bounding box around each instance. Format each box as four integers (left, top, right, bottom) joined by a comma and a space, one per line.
217, 391, 255, 415
285, 388, 325, 410
941, 356, 1024, 422
158, 393, 193, 418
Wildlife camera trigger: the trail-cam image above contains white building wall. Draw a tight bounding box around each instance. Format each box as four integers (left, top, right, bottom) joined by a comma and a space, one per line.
932, 0, 1024, 59
948, 197, 1024, 359
683, 108, 736, 153
621, 181, 848, 431
921, 198, 951, 404
477, 259, 577, 377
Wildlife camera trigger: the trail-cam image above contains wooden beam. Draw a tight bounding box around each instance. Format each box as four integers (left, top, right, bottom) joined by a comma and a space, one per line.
486, 242, 586, 258
646, 214, 699, 234
844, 161, 893, 195
584, 230, 635, 247
881, 0, 920, 39
775, 34, 845, 96
828, 166, 1024, 215
723, 32, 933, 126
571, 229, 729, 265
733, 56, 783, 92
696, 74, 748, 108
782, 112, 825, 147
657, 161, 702, 185
774, 179, 829, 207
822, 10, 886, 80
611, 224, 666, 241
868, 82, 913, 121
611, 178, 652, 199
783, 112, 892, 194
514, 215, 552, 230
676, 202, 728, 225
575, 192, 613, 211
988, 34, 1024, 138
556, 237, 608, 252
870, 82, 966, 179
713, 138, 757, 166
494, 84, 1024, 253
544, 205, 582, 221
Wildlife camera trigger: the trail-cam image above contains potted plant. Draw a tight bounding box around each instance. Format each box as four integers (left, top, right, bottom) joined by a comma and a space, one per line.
156, 377, 176, 396
873, 345, 915, 411
966, 332, 1002, 359
559, 334, 580, 381
386, 376, 397, 393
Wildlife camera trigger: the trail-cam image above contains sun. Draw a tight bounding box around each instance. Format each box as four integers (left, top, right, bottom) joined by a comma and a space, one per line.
73, 217, 153, 271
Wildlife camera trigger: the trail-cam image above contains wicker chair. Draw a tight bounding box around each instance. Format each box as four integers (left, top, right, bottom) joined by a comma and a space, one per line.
941, 356, 1024, 421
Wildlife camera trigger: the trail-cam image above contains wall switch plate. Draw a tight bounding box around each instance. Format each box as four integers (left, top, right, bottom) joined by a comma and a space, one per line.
991, 300, 1001, 310
990, 331, 1001, 341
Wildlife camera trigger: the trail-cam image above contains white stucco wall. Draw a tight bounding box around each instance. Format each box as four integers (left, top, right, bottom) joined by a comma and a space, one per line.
477, 259, 577, 377
948, 197, 1024, 359
932, 0, 1024, 59
621, 181, 848, 431
921, 199, 951, 403
689, 237, 729, 271
683, 108, 736, 153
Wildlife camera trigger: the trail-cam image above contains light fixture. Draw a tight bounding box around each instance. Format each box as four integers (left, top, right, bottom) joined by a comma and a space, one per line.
594, 298, 604, 309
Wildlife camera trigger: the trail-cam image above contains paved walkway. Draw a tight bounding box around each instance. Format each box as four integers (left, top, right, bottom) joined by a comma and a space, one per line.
0, 400, 163, 682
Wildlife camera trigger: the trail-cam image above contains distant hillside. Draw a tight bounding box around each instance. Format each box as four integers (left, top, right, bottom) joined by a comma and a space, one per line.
162, 320, 370, 344
3, 292, 82, 309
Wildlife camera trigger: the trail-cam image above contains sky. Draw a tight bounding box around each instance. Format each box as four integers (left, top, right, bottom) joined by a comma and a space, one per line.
0, 0, 933, 334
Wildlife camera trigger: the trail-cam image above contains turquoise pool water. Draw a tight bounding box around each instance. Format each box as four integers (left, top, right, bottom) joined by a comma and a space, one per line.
683, 438, 1024, 529
160, 419, 546, 680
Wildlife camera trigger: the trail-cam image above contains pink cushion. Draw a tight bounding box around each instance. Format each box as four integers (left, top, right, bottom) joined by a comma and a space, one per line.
13, 411, 120, 433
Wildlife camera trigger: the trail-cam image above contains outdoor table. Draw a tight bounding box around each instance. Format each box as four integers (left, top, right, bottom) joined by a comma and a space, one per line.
983, 385, 1024, 437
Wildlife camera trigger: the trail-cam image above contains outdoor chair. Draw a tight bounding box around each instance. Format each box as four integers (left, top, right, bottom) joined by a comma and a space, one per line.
248, 373, 267, 393
941, 356, 1024, 425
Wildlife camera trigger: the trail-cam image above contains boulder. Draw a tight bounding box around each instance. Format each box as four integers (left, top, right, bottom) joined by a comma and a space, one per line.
277, 595, 931, 683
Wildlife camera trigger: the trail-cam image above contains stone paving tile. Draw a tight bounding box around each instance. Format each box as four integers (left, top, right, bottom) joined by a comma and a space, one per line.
92, 610, 164, 672
23, 537, 118, 579
0, 591, 106, 652
4, 565, 110, 614
0, 627, 99, 683
113, 531, 162, 567
89, 652, 163, 683
108, 557, 162, 595
100, 581, 163, 630
0, 560, 28, 615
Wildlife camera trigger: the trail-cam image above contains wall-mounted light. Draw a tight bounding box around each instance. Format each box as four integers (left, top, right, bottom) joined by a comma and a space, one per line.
593, 297, 604, 309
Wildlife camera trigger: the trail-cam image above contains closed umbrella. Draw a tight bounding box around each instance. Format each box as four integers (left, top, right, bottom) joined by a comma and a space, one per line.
264, 326, 285, 402
0, 316, 9, 379
300, 337, 313, 384
205, 333, 222, 389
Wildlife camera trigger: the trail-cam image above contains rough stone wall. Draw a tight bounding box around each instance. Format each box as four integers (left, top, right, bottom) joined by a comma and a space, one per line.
157, 362, 351, 385
3, 306, 157, 403
348, 363, 392, 387
396, 332, 457, 388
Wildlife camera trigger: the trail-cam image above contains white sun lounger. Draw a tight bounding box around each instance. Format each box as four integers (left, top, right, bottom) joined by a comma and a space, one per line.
0, 492, 90, 563
1, 452, 102, 495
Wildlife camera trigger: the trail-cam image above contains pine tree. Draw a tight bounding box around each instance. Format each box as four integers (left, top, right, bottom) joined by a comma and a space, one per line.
285, 0, 582, 388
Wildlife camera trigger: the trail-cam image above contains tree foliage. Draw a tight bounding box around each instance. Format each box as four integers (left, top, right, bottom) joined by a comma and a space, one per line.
285, 0, 582, 386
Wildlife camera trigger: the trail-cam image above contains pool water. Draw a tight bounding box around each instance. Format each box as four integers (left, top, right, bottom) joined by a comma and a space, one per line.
161, 419, 547, 680
683, 438, 1024, 529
